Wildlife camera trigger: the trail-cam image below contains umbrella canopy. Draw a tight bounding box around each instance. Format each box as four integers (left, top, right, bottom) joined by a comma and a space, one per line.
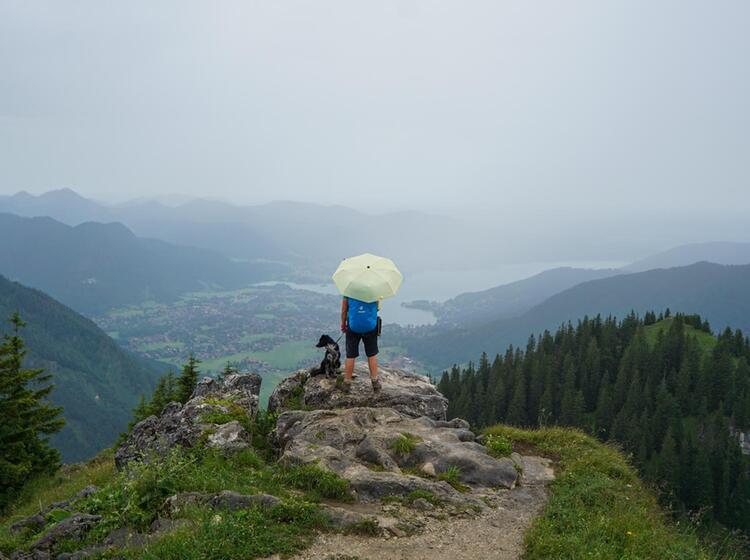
332, 253, 403, 303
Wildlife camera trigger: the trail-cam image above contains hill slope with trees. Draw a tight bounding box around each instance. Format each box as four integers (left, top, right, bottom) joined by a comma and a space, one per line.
438, 312, 750, 538
0, 275, 164, 461
399, 262, 750, 371
0, 213, 284, 314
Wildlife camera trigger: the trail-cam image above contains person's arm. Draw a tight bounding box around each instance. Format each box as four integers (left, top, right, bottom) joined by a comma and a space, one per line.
341, 297, 348, 332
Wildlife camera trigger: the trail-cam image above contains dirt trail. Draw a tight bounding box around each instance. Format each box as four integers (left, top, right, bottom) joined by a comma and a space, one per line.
286, 482, 550, 560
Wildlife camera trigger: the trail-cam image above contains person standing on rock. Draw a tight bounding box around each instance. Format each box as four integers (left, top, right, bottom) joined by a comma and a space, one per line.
341, 296, 382, 393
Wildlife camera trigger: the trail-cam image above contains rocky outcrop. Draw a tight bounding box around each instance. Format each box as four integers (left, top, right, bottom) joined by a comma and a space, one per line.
273, 406, 519, 505
115, 373, 261, 470
268, 363, 448, 421
25, 514, 101, 556
9, 486, 98, 535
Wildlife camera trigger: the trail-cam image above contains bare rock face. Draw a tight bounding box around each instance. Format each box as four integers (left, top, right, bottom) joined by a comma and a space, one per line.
273, 406, 519, 504
115, 373, 261, 470
268, 363, 448, 421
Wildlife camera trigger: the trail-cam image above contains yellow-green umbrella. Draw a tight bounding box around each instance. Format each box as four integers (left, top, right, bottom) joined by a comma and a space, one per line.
332, 253, 403, 303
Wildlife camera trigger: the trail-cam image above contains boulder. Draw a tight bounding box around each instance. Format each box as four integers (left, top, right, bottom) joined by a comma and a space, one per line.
10, 486, 99, 535
268, 363, 448, 421
320, 504, 379, 532
27, 514, 101, 554
206, 421, 251, 452
273, 406, 518, 504
115, 373, 261, 470
163, 491, 281, 517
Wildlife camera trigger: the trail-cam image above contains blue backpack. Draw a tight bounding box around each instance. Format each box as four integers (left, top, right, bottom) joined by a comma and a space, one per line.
347, 297, 378, 333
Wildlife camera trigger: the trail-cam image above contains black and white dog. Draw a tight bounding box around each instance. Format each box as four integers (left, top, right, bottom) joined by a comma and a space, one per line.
310, 334, 341, 378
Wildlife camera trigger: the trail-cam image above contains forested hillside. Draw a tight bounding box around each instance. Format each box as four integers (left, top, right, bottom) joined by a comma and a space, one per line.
438, 312, 750, 536
0, 275, 164, 461
0, 213, 284, 314
400, 262, 750, 371
428, 266, 620, 326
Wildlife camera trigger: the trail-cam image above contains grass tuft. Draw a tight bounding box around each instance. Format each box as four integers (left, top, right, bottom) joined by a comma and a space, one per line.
438, 466, 469, 493
389, 433, 421, 456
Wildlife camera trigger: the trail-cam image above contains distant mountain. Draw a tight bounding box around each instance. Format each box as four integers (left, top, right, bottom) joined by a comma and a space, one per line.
0, 188, 115, 224
0, 213, 285, 314
429, 267, 621, 326
625, 241, 750, 272
0, 275, 164, 462
0, 190, 488, 273
399, 262, 750, 371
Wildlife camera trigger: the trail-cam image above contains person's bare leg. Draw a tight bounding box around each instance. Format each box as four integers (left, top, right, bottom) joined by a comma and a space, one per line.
344, 358, 355, 381
368, 355, 381, 392
367, 355, 378, 380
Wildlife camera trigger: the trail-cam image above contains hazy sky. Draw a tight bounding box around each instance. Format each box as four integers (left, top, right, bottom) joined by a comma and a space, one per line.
1, 1, 749, 227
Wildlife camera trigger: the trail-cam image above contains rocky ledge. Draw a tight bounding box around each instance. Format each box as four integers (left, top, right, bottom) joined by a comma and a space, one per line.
268, 362, 448, 420
273, 406, 518, 505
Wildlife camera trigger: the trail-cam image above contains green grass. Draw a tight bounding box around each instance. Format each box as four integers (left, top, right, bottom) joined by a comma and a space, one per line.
133, 501, 325, 560
644, 318, 717, 353
137, 341, 186, 352
484, 425, 729, 560
1, 420, 352, 559
389, 432, 421, 456
485, 434, 513, 458
437, 466, 468, 493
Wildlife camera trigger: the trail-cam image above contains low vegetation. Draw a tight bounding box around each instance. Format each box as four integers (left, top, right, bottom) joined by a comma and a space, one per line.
437, 466, 468, 493
486, 425, 744, 560
484, 433, 513, 458
0, 425, 353, 559
389, 432, 421, 455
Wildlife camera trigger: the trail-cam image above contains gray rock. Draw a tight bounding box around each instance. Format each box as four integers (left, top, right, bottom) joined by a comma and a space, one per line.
268, 363, 448, 421
11, 552, 49, 560
149, 517, 191, 535
320, 504, 379, 532
55, 545, 108, 559
28, 514, 101, 554
273, 406, 518, 504
205, 421, 251, 452
10, 486, 99, 535
115, 373, 261, 470
102, 527, 149, 548
208, 491, 280, 511
411, 498, 433, 511
9, 513, 45, 535
191, 377, 218, 398
163, 491, 281, 517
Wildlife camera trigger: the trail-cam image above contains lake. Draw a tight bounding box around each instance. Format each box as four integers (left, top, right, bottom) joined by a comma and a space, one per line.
258, 259, 625, 327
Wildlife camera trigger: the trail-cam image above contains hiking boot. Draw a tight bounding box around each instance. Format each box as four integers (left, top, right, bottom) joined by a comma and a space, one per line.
371, 377, 382, 394
340, 379, 352, 393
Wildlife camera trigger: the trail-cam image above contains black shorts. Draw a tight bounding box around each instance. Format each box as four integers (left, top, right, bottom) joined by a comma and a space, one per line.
345, 329, 378, 359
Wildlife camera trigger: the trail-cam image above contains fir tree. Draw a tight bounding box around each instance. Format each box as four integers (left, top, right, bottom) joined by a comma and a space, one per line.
0, 313, 65, 508
177, 354, 201, 404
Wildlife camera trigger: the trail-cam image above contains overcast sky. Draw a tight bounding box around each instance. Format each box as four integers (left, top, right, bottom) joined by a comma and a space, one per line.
1, 1, 749, 232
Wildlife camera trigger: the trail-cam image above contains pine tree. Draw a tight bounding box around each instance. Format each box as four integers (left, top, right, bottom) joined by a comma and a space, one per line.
0, 313, 65, 507
218, 362, 239, 382
505, 370, 527, 426
177, 354, 201, 403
